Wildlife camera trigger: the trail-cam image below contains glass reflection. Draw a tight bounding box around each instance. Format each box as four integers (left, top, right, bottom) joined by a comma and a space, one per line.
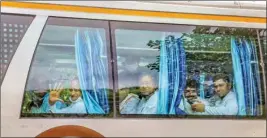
116, 27, 265, 117
22, 23, 112, 116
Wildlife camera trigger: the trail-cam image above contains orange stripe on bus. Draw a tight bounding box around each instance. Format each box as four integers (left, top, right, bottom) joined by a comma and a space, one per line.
1, 1, 266, 23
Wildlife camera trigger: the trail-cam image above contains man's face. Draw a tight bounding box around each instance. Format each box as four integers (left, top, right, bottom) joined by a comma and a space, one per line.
214, 79, 231, 98
184, 87, 197, 101
70, 80, 82, 101
139, 75, 155, 96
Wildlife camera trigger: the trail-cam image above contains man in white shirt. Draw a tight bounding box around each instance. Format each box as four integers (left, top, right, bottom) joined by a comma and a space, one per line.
179, 79, 209, 115
191, 74, 238, 115
48, 79, 87, 114
119, 74, 158, 114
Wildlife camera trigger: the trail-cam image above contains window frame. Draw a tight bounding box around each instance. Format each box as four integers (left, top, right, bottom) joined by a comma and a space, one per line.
110, 20, 266, 119
20, 16, 115, 118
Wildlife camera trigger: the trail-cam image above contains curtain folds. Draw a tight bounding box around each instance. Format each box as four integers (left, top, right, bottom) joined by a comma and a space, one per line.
231, 37, 262, 116
157, 36, 186, 115
74, 29, 109, 114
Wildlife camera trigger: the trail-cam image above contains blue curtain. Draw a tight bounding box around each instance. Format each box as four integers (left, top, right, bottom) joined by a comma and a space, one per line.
199, 73, 206, 99
236, 39, 250, 114
250, 40, 263, 115
242, 39, 255, 115
74, 29, 109, 114
157, 38, 169, 114
174, 39, 187, 115
231, 37, 262, 116
242, 39, 261, 116
84, 29, 110, 113
207, 75, 214, 98
231, 37, 247, 115
157, 36, 186, 115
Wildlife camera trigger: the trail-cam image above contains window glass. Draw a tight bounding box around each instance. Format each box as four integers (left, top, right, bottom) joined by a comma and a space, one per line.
0, 14, 34, 85
113, 22, 265, 118
21, 17, 113, 117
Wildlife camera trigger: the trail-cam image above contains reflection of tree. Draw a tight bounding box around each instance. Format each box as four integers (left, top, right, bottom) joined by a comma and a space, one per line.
22, 89, 71, 114
118, 87, 141, 102
22, 88, 114, 117
146, 26, 264, 75
22, 91, 34, 113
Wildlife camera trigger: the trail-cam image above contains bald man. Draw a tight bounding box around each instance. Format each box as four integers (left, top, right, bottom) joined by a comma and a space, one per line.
48, 79, 87, 114
120, 74, 158, 114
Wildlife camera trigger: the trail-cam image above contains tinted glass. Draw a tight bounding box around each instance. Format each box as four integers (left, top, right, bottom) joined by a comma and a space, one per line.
21, 17, 113, 117
112, 21, 265, 118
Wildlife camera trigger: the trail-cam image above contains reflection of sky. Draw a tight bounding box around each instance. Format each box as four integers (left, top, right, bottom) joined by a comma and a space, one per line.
29, 25, 230, 91
115, 28, 195, 88
37, 25, 107, 65
26, 25, 109, 91
40, 25, 106, 45
115, 28, 195, 50
115, 29, 183, 48
115, 28, 195, 67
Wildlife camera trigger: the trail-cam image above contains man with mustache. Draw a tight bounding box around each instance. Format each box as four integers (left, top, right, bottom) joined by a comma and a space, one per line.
179, 79, 209, 115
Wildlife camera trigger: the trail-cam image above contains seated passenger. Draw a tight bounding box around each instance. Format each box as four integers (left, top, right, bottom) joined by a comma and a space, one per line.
179, 79, 209, 115
120, 74, 158, 114
191, 74, 238, 115
40, 78, 87, 114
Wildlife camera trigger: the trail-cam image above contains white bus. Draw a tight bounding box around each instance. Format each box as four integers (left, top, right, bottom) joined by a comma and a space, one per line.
1, 1, 266, 137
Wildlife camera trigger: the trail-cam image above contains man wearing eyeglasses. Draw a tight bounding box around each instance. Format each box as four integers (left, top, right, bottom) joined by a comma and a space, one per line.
191, 74, 238, 115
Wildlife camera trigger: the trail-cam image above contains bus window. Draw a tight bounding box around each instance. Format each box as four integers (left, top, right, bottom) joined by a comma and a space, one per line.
21, 17, 113, 118
112, 21, 266, 118
0, 14, 34, 85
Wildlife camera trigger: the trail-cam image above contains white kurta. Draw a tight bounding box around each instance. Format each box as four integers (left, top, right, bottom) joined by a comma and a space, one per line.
204, 91, 238, 115
136, 91, 158, 114
179, 91, 238, 115
119, 91, 158, 114
179, 96, 209, 115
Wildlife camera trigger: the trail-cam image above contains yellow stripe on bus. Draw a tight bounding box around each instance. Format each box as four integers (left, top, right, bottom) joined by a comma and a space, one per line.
1, 1, 266, 23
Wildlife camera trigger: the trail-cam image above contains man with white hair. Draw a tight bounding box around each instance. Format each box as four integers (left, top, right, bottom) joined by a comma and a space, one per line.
120, 74, 158, 114
48, 78, 87, 114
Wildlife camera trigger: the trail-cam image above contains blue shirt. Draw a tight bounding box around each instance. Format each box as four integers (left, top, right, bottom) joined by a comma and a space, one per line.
50, 97, 87, 114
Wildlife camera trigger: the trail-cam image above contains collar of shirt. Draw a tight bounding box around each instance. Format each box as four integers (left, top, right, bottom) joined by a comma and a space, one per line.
215, 90, 235, 105
139, 90, 158, 106
221, 90, 234, 100
69, 97, 83, 103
